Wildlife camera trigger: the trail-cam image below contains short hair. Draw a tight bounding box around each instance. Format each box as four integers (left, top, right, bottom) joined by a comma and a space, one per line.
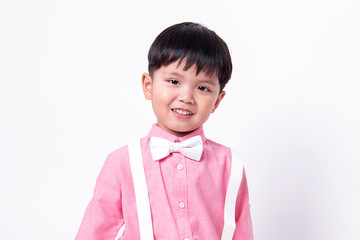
148, 22, 232, 91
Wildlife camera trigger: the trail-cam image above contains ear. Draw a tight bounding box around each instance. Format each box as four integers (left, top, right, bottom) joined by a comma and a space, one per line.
142, 73, 152, 100
211, 91, 226, 113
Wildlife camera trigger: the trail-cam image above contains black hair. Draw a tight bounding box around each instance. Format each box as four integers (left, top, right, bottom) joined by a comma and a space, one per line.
148, 22, 232, 91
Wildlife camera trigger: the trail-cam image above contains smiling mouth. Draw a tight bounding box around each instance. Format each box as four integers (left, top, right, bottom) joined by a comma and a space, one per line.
171, 109, 193, 116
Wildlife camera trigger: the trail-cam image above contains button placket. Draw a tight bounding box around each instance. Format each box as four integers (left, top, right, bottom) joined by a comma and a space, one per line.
173, 154, 192, 239
174, 154, 186, 211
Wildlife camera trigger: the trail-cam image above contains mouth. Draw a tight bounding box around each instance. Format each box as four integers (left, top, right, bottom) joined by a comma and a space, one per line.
171, 108, 193, 116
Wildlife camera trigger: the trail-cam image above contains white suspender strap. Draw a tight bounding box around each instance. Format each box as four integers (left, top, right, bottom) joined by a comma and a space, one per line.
128, 141, 154, 240
221, 148, 244, 239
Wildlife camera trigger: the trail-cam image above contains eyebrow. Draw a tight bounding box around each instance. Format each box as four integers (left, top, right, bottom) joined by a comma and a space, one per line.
197, 79, 216, 85
166, 72, 183, 77
166, 72, 216, 85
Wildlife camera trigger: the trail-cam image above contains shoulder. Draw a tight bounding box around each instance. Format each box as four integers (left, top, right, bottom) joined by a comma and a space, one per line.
204, 138, 232, 165
205, 138, 232, 154
105, 136, 150, 164
106, 144, 129, 161
205, 138, 243, 162
205, 138, 230, 150
100, 137, 148, 181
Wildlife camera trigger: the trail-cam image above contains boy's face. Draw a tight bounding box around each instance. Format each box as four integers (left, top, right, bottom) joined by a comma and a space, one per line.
142, 60, 226, 137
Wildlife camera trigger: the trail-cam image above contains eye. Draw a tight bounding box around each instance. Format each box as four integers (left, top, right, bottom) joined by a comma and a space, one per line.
198, 85, 210, 92
168, 79, 180, 85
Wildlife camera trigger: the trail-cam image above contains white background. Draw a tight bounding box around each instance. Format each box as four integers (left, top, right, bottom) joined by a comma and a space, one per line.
1, 0, 359, 239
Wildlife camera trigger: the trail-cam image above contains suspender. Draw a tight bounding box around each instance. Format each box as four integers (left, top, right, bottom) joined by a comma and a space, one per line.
127, 140, 243, 239
128, 141, 154, 239
222, 148, 243, 239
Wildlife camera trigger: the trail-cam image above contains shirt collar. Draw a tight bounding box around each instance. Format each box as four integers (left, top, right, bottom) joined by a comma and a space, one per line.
148, 124, 206, 144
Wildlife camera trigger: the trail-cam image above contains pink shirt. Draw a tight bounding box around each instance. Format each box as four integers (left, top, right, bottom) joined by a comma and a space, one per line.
76, 124, 253, 240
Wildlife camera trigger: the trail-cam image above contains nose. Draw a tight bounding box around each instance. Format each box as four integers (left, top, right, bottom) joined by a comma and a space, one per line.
178, 87, 195, 104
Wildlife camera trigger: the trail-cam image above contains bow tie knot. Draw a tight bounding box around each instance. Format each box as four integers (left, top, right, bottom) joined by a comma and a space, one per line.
169, 142, 183, 153
150, 136, 203, 161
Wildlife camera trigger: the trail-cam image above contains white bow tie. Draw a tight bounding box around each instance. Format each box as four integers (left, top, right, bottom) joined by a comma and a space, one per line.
150, 136, 203, 161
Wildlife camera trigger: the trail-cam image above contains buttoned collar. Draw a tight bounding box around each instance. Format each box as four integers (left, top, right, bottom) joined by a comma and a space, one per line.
148, 124, 206, 144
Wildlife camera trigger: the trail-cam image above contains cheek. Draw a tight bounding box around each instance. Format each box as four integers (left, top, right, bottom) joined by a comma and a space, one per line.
198, 97, 218, 114
208, 96, 219, 107
152, 89, 174, 108
154, 88, 175, 102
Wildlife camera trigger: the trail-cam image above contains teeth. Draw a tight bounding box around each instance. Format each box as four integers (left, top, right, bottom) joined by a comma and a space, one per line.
172, 109, 193, 115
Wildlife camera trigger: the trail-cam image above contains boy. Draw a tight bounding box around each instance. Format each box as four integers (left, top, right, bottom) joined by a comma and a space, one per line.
76, 22, 253, 240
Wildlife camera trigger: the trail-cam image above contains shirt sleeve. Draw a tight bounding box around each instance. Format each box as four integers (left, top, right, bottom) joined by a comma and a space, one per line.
233, 168, 254, 240
75, 152, 124, 240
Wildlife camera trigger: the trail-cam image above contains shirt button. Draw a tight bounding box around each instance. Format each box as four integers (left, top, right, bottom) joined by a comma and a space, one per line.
179, 202, 185, 209
177, 164, 183, 170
